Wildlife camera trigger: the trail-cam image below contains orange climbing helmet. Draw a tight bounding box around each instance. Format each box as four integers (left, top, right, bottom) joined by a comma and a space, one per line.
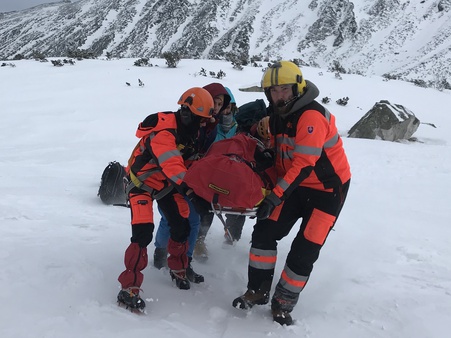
257, 116, 271, 141
177, 87, 214, 118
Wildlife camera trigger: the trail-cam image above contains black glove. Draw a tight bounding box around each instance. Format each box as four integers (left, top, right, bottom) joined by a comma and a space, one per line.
256, 192, 282, 220
186, 190, 211, 217
253, 148, 275, 172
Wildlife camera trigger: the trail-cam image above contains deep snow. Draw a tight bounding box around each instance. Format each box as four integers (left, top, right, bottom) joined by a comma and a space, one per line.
0, 58, 450, 338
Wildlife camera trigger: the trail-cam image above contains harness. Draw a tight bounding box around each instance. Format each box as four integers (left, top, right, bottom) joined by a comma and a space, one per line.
125, 168, 174, 200
125, 131, 194, 200
125, 122, 178, 200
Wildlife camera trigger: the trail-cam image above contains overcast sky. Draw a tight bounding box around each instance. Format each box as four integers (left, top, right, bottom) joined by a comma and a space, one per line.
0, 1, 68, 12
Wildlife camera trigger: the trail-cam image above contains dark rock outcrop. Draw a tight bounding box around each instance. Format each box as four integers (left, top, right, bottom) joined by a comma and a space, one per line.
348, 100, 420, 141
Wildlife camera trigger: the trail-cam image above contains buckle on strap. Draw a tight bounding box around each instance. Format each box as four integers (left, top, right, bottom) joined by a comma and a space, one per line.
152, 185, 174, 200
129, 170, 143, 189
125, 171, 174, 200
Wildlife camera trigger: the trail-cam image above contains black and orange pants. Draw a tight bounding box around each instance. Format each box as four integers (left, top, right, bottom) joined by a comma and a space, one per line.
247, 180, 350, 297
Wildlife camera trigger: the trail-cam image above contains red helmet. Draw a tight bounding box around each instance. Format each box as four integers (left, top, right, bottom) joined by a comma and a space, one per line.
177, 87, 214, 118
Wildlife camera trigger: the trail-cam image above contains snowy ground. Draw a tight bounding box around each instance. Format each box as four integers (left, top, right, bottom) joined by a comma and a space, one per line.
0, 58, 450, 338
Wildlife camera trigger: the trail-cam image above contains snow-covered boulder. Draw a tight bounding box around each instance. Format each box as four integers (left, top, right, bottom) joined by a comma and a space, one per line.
348, 100, 420, 141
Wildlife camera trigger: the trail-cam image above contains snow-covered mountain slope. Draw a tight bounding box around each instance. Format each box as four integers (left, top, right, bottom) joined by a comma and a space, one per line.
1, 0, 451, 81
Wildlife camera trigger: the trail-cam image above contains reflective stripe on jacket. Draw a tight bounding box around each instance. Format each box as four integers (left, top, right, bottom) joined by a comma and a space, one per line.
270, 100, 351, 200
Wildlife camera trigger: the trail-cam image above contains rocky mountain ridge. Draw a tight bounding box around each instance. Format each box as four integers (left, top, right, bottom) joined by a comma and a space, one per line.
1, 0, 451, 81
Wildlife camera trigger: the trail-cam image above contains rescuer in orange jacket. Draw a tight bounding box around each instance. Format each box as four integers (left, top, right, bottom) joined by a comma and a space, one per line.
233, 61, 351, 325
117, 87, 214, 312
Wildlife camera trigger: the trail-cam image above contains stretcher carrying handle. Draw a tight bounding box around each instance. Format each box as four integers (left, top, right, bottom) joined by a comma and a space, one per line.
209, 204, 258, 216
209, 202, 257, 243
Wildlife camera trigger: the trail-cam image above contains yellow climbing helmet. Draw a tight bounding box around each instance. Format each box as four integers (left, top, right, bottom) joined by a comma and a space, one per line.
261, 61, 307, 97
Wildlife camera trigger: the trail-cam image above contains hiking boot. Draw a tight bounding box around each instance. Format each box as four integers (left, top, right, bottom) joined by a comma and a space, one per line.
170, 269, 190, 290
271, 298, 293, 326
232, 289, 269, 310
271, 308, 293, 326
271, 283, 299, 325
223, 228, 235, 245
186, 257, 204, 283
193, 237, 208, 263
117, 288, 146, 311
153, 247, 168, 269
225, 214, 245, 242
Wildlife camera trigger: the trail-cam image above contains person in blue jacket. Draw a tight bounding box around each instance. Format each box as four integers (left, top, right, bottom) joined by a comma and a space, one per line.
193, 87, 247, 262
216, 88, 247, 244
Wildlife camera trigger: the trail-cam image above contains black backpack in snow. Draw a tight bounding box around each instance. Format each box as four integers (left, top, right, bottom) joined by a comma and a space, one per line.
97, 161, 127, 205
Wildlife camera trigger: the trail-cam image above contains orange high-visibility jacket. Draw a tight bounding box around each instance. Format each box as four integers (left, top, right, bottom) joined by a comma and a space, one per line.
270, 100, 351, 200
128, 112, 188, 192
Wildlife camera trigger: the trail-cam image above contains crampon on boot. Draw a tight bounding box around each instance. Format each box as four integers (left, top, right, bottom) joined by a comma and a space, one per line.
117, 287, 146, 313
186, 257, 204, 283
170, 269, 190, 290
232, 289, 269, 310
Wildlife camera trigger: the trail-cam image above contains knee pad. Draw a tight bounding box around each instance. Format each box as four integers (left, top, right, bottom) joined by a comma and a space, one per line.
304, 208, 336, 245
174, 193, 190, 218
